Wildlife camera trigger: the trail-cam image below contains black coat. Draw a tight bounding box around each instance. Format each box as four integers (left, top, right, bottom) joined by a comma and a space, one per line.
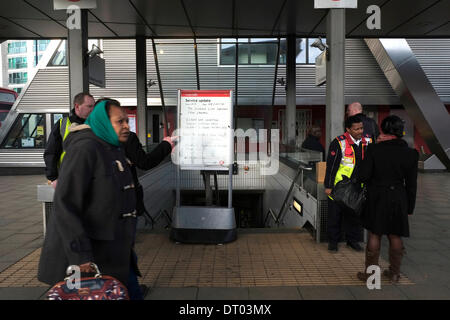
123, 132, 172, 215
38, 125, 137, 286
43, 112, 85, 181
358, 139, 419, 237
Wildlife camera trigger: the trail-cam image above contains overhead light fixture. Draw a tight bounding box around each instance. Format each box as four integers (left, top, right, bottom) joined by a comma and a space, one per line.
87, 44, 103, 58
159, 49, 164, 54
310, 36, 328, 52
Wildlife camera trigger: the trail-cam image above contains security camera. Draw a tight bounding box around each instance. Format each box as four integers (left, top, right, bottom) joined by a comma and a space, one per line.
87, 44, 103, 58
310, 37, 328, 52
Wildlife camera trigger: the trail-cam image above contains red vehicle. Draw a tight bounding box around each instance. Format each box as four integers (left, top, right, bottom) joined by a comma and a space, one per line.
0, 88, 18, 128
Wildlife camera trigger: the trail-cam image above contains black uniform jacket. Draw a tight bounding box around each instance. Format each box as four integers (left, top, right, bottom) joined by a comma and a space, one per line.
38, 125, 137, 286
324, 134, 370, 189
43, 111, 85, 181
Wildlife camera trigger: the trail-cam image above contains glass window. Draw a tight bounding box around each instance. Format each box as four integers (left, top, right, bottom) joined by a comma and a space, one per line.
308, 38, 326, 64
52, 113, 67, 125
49, 41, 67, 66
2, 113, 46, 149
220, 38, 315, 65
13, 88, 22, 94
8, 57, 28, 69
9, 72, 28, 84
7, 41, 27, 54
34, 54, 43, 66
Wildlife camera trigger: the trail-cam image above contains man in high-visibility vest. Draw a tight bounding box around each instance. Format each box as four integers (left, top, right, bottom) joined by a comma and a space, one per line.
44, 92, 95, 188
324, 114, 373, 252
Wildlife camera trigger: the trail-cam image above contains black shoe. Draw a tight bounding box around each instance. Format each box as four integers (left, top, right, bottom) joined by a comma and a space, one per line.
346, 241, 363, 252
328, 242, 338, 252
140, 284, 150, 298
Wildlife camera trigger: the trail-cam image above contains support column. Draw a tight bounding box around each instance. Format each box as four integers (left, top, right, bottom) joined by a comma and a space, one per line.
136, 36, 148, 146
286, 34, 297, 149
325, 9, 346, 152
68, 9, 89, 108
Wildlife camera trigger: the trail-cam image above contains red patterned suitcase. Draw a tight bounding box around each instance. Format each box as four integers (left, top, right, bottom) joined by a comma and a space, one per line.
46, 263, 129, 300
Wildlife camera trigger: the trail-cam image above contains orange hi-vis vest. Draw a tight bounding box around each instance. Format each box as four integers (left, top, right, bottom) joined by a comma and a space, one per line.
333, 132, 372, 186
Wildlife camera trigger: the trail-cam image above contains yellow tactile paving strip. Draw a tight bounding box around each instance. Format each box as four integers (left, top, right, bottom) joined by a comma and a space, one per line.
0, 232, 413, 288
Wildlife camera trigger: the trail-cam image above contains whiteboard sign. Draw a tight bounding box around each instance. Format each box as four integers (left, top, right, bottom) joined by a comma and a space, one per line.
178, 90, 233, 171
314, 0, 357, 9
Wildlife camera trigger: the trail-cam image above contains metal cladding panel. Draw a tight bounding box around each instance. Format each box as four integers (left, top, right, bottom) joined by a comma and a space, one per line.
9, 38, 450, 113
90, 40, 137, 100
145, 39, 398, 105
16, 68, 70, 113
407, 39, 450, 102
0, 150, 45, 167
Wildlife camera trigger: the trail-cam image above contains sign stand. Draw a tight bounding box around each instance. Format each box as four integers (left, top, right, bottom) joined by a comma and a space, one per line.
170, 90, 236, 244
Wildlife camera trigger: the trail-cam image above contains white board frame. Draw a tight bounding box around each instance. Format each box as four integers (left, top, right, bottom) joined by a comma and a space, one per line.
177, 89, 234, 171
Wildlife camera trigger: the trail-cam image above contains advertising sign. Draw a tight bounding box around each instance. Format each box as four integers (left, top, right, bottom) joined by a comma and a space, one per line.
314, 0, 357, 9
53, 0, 97, 10
89, 55, 105, 88
178, 90, 233, 171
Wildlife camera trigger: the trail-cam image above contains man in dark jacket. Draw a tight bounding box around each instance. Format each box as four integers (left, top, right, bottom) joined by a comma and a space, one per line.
43, 92, 95, 188
301, 125, 325, 161
324, 115, 372, 252
347, 102, 380, 141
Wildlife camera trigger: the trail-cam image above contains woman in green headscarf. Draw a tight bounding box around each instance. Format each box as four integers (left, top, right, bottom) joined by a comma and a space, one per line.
38, 99, 139, 299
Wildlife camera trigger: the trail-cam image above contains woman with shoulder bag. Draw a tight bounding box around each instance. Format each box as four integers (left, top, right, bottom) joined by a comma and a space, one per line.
356, 115, 419, 283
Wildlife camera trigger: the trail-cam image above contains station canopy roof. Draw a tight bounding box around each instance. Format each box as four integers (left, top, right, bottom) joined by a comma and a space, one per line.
0, 0, 449, 40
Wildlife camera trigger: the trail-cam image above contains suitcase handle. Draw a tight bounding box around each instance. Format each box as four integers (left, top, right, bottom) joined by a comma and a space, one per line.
64, 263, 102, 280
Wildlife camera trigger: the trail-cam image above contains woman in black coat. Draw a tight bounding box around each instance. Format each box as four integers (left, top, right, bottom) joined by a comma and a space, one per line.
356, 115, 419, 283
38, 100, 139, 298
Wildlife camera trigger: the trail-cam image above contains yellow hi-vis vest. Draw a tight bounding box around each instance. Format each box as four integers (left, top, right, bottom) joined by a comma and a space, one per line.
58, 117, 72, 167
329, 134, 371, 199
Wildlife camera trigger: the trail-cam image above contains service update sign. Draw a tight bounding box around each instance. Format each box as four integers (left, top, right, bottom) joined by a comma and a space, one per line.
177, 90, 233, 171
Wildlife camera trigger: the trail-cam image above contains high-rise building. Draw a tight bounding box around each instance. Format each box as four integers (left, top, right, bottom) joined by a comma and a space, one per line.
0, 40, 51, 94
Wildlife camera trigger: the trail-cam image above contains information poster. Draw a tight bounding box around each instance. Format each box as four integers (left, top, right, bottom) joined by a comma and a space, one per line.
178, 90, 233, 171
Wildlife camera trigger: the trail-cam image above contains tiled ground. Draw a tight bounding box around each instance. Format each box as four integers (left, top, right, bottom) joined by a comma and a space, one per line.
0, 232, 413, 288
0, 172, 449, 300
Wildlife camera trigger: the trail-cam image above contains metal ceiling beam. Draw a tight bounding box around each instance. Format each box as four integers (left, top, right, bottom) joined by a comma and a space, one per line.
346, 0, 391, 36
271, 0, 288, 36
365, 38, 450, 170
128, 0, 157, 36
22, 0, 67, 30
386, 0, 442, 36
88, 10, 119, 37
0, 16, 42, 37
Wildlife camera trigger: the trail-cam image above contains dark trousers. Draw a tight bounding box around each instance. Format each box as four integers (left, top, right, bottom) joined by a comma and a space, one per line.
128, 251, 143, 300
327, 198, 361, 244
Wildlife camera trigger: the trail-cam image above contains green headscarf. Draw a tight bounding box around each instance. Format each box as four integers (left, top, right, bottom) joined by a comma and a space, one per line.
85, 100, 120, 146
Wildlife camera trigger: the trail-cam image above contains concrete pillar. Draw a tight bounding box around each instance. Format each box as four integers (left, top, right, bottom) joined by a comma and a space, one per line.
67, 9, 89, 108
136, 36, 148, 146
325, 9, 346, 152
286, 34, 297, 149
